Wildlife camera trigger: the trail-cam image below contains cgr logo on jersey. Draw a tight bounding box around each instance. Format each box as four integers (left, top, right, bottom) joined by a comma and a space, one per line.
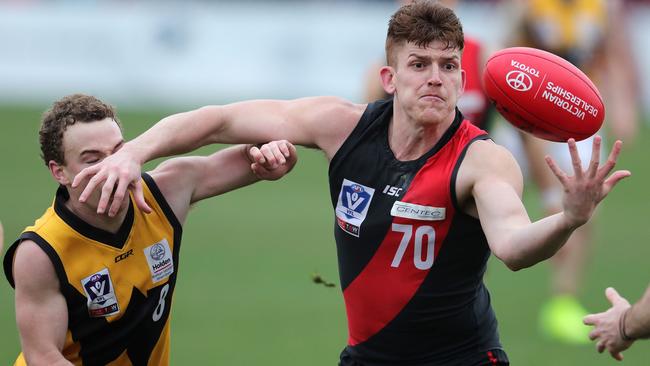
144, 239, 174, 283
335, 179, 375, 237
81, 268, 120, 318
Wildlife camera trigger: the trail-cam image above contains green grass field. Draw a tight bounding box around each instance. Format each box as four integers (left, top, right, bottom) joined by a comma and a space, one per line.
1, 105, 648, 365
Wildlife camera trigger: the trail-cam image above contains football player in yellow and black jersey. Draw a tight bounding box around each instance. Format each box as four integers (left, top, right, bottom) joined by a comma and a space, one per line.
2, 94, 297, 366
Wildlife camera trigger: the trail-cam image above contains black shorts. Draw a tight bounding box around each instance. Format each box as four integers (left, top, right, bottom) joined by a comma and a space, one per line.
338, 348, 509, 366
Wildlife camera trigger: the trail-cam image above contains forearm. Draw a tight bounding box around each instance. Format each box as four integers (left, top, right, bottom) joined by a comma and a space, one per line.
624, 285, 650, 340
496, 212, 576, 271
124, 106, 227, 165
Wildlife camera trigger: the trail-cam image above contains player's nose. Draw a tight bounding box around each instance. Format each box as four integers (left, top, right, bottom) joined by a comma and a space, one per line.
426, 65, 443, 86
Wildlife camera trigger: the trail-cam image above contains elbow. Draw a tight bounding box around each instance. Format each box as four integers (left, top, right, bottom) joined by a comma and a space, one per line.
492, 247, 530, 272
194, 105, 226, 144
503, 260, 525, 272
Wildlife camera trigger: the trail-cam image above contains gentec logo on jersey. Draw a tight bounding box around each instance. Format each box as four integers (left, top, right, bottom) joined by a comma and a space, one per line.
335, 179, 375, 237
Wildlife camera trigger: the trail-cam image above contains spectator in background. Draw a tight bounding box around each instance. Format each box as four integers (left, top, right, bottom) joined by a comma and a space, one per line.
584, 286, 650, 361
502, 0, 641, 345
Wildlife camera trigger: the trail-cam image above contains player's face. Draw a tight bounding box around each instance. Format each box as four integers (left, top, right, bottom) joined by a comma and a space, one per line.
387, 41, 465, 126
54, 118, 125, 210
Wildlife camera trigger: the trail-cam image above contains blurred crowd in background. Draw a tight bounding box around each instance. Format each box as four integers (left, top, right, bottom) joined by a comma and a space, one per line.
0, 0, 648, 119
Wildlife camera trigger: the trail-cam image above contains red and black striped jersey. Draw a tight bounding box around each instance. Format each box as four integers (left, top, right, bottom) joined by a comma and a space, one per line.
329, 100, 507, 365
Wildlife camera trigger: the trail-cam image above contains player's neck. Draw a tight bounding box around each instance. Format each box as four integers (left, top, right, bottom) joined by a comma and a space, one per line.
388, 111, 454, 161
64, 195, 129, 234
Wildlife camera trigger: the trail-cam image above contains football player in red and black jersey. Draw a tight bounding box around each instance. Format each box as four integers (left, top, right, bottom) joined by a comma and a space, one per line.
70, 1, 630, 365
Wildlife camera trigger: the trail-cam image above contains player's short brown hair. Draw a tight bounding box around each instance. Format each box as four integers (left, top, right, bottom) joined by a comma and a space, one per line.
39, 94, 121, 166
386, 0, 464, 66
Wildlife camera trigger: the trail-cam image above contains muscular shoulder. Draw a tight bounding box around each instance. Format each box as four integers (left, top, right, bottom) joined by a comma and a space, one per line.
291, 97, 367, 158
146, 156, 200, 223
456, 140, 524, 213
13, 240, 60, 292
291, 96, 365, 118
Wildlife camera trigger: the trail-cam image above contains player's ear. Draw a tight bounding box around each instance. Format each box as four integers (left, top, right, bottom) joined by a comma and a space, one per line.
49, 160, 70, 185
380, 66, 396, 95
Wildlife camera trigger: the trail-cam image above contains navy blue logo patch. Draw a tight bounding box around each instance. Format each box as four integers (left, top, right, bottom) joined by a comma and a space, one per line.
81, 268, 120, 317
335, 179, 375, 237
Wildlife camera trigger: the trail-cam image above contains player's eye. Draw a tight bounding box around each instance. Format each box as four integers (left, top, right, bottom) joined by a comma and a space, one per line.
412, 61, 425, 69
444, 63, 457, 71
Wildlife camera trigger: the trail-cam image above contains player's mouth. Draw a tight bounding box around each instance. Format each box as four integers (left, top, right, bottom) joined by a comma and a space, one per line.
420, 94, 445, 103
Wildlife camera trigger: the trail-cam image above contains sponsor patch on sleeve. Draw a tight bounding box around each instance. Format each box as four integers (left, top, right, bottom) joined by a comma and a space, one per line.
144, 238, 174, 283
390, 201, 446, 221
335, 179, 375, 237
81, 268, 120, 317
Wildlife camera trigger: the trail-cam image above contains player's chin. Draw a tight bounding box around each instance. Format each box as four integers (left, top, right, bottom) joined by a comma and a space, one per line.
418, 106, 453, 124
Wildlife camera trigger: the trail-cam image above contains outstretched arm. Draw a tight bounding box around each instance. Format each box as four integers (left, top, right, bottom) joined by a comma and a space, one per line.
148, 141, 298, 224
584, 285, 650, 361
13, 241, 73, 365
464, 136, 629, 271
72, 97, 363, 217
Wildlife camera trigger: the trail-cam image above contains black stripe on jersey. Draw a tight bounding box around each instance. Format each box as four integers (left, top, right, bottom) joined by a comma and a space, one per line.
61, 282, 173, 366
69, 283, 174, 366
3, 238, 19, 288
449, 134, 490, 212
141, 172, 183, 278
142, 173, 182, 234
329, 99, 393, 179
53, 185, 135, 250
3, 232, 76, 296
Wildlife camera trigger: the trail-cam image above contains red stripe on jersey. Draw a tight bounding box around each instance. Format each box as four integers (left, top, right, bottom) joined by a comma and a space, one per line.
343, 121, 486, 346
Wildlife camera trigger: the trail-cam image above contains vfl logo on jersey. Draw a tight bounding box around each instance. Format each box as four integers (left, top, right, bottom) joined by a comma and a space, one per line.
144, 239, 174, 283
335, 179, 375, 237
81, 268, 120, 318
391, 201, 446, 221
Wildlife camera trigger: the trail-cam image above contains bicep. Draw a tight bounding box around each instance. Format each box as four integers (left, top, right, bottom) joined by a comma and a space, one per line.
13, 241, 69, 364
467, 144, 530, 252
217, 97, 363, 159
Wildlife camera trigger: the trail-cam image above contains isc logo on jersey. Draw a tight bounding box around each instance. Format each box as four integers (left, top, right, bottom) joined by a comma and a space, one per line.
335, 179, 375, 237
81, 268, 120, 317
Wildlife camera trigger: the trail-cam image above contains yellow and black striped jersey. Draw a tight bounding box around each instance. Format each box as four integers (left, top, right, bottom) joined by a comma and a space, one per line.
519, 0, 607, 76
3, 173, 182, 366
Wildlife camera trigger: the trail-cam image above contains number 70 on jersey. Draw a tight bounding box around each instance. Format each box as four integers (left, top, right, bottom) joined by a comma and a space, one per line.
391, 223, 436, 270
